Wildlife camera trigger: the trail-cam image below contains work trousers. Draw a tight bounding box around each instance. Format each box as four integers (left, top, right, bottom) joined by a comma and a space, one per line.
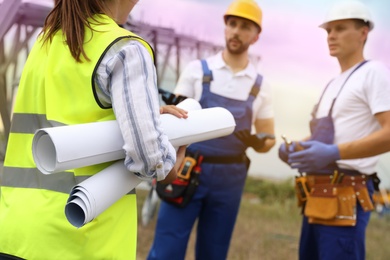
148, 162, 247, 260
299, 179, 374, 260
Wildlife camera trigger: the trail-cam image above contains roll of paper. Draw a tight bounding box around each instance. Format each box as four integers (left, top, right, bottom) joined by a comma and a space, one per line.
65, 160, 142, 228
32, 99, 235, 174
175, 97, 202, 111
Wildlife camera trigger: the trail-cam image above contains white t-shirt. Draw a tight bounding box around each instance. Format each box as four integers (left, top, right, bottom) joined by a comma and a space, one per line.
315, 61, 390, 173
174, 52, 274, 123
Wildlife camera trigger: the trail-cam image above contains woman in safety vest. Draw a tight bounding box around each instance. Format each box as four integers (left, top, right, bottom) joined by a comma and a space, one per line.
0, 0, 186, 259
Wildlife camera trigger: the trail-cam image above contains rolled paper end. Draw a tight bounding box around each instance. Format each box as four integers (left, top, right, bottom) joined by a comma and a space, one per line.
65, 198, 88, 228
32, 132, 57, 175
176, 98, 202, 111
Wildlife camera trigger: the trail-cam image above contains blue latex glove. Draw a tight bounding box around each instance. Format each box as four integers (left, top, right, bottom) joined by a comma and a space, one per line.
288, 140, 340, 172
278, 143, 289, 164
235, 130, 275, 150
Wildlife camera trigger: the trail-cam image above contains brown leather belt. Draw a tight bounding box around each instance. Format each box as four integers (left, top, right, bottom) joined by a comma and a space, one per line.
306, 173, 372, 190
305, 171, 377, 212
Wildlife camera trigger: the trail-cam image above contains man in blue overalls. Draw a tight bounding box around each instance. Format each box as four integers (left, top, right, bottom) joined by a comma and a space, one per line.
148, 0, 275, 259
279, 1, 390, 259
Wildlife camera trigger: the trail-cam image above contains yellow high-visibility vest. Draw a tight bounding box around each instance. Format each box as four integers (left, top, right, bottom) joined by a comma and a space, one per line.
0, 14, 154, 260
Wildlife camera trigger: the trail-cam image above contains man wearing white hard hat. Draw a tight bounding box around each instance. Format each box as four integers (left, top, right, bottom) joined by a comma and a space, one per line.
278, 1, 390, 259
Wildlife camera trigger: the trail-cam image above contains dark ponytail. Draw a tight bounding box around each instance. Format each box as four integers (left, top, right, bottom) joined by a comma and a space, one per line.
41, 0, 107, 62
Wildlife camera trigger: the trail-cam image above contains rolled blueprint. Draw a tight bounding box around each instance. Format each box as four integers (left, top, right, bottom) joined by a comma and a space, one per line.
65, 160, 143, 228
175, 97, 202, 111
32, 99, 236, 174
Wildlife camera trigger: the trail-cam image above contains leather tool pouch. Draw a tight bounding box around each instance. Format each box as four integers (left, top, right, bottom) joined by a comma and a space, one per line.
304, 184, 357, 226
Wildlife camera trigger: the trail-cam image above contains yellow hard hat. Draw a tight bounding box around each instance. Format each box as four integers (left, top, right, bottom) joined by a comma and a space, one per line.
224, 0, 262, 29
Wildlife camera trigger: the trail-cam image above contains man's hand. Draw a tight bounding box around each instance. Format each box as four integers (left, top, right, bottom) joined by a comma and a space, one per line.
288, 141, 340, 172
160, 105, 188, 118
235, 130, 275, 150
278, 143, 289, 164
159, 88, 187, 105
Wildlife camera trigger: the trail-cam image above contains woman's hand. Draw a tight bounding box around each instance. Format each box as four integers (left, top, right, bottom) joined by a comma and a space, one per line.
159, 146, 187, 184
160, 105, 188, 119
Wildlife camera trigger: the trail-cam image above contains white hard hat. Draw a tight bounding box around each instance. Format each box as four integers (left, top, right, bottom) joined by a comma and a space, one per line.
319, 0, 374, 31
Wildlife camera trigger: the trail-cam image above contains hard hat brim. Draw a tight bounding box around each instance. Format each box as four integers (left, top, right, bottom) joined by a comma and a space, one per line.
319, 18, 374, 31
224, 15, 262, 31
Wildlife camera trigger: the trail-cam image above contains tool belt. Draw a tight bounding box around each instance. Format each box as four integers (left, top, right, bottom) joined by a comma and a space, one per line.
201, 154, 250, 170
296, 170, 377, 227
156, 174, 200, 208
156, 152, 203, 208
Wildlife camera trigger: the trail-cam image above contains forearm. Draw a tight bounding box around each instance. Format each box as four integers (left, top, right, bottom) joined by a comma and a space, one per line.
254, 118, 275, 153
112, 83, 176, 180
254, 139, 276, 153
338, 111, 390, 159
338, 128, 390, 159
110, 42, 176, 180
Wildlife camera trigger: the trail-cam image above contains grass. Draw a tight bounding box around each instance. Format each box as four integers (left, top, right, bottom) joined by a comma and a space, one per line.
136, 176, 390, 260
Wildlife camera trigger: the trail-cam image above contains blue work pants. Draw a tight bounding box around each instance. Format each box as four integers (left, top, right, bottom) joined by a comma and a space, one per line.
148, 162, 247, 260
299, 179, 374, 260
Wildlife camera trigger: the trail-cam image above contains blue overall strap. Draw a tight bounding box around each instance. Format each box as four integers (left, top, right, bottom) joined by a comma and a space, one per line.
249, 74, 262, 98
201, 59, 262, 99
311, 60, 369, 118
201, 59, 213, 88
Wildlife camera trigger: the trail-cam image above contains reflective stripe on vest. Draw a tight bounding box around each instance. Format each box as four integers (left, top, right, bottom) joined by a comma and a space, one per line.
4, 113, 136, 194
10, 113, 64, 133
2, 167, 136, 194
3, 167, 87, 193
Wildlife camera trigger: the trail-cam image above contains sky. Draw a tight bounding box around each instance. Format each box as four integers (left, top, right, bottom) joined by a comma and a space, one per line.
2, 0, 390, 186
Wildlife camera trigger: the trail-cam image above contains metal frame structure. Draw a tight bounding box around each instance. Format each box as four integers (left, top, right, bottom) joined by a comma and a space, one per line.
0, 0, 48, 159
126, 19, 224, 88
